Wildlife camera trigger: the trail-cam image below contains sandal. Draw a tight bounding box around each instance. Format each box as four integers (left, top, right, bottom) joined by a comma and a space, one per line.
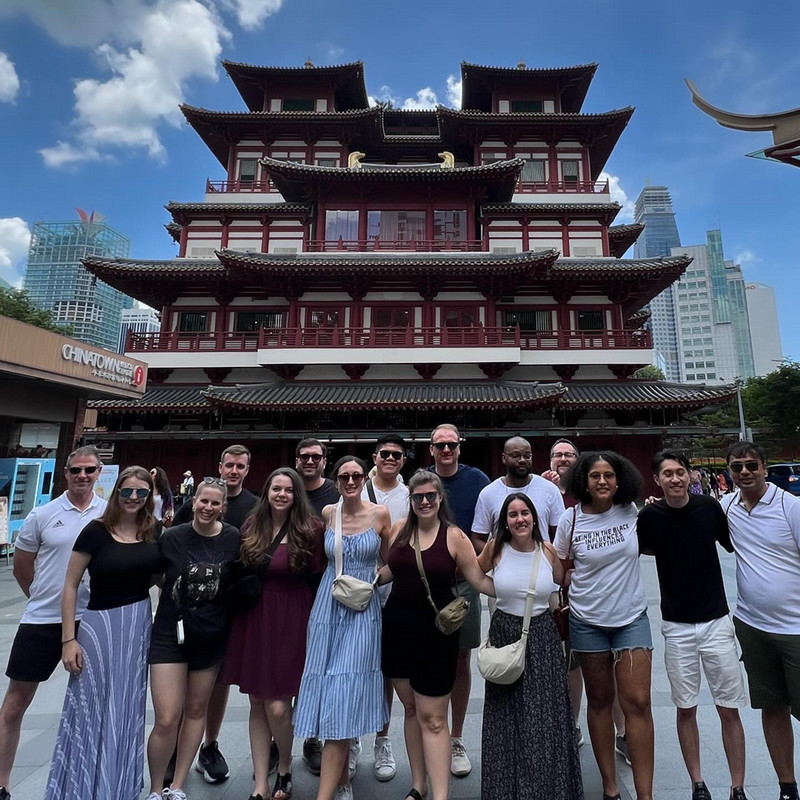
272, 772, 292, 800
405, 790, 425, 800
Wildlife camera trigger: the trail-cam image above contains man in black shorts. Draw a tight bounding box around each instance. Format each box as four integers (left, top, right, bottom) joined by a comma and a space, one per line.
0, 446, 105, 800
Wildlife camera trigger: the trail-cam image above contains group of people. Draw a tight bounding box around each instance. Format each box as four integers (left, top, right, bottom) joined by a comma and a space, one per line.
0, 431, 798, 800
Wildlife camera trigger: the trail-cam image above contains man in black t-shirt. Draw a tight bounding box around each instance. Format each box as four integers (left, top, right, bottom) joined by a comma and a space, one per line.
638, 450, 748, 800
296, 437, 339, 519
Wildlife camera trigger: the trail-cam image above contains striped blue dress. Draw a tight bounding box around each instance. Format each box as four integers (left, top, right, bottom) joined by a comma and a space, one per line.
294, 527, 388, 740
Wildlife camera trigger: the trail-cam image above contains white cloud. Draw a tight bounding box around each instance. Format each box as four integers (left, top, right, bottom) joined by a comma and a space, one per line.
600, 172, 635, 222
219, 0, 282, 30
735, 249, 761, 266
0, 217, 32, 287
0, 52, 20, 103
445, 75, 461, 108
402, 87, 437, 110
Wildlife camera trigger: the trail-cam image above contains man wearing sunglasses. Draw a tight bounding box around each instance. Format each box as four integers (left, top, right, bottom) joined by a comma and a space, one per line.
296, 437, 339, 519
722, 441, 800, 800
0, 446, 105, 800
427, 423, 489, 778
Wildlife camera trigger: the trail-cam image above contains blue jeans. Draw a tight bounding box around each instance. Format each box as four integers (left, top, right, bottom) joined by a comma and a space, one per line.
569, 609, 653, 655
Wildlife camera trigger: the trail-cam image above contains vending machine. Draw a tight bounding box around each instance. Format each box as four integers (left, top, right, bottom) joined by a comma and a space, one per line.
0, 458, 56, 545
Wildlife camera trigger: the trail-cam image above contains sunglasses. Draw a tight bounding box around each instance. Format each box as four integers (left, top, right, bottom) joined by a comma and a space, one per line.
551, 451, 577, 460
119, 487, 150, 499
202, 476, 227, 487
298, 453, 323, 463
378, 449, 404, 461
67, 465, 99, 475
336, 472, 365, 484
729, 460, 760, 474
410, 491, 439, 505
432, 442, 459, 451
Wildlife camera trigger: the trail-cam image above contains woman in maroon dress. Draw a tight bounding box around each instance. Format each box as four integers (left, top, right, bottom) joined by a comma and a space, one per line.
222, 467, 325, 800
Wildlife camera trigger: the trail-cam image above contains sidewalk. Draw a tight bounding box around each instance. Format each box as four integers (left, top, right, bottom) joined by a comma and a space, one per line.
0, 551, 794, 799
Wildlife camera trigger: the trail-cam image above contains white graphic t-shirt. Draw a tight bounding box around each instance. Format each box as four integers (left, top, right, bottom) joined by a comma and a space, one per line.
554, 502, 645, 628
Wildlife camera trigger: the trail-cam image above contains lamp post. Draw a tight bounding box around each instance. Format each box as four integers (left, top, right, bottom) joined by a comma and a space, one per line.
734, 378, 747, 441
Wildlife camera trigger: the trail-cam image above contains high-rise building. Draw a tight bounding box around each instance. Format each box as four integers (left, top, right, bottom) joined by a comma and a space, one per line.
744, 282, 783, 376
633, 185, 682, 380
672, 229, 755, 385
117, 307, 161, 354
23, 211, 133, 351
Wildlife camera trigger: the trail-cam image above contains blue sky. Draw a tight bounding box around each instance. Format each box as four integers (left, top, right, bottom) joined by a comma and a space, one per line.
0, 0, 797, 360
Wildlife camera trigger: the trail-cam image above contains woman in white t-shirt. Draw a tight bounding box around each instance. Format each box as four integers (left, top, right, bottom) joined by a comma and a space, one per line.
478, 492, 583, 800
554, 452, 653, 800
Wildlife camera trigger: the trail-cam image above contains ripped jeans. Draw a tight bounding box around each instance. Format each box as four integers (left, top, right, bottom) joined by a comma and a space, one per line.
569, 609, 653, 655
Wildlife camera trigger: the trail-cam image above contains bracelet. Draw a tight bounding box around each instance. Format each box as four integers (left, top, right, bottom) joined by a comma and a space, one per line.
61, 638, 76, 645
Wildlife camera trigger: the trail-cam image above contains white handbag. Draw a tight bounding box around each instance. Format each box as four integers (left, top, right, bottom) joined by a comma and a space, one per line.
331, 499, 376, 611
477, 546, 542, 685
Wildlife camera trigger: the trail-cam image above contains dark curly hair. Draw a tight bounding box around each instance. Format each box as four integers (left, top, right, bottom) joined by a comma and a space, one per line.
563, 451, 643, 506
491, 491, 543, 566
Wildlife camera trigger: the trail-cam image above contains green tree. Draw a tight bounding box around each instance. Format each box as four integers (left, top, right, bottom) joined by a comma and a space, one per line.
632, 365, 666, 380
743, 360, 800, 456
0, 287, 71, 335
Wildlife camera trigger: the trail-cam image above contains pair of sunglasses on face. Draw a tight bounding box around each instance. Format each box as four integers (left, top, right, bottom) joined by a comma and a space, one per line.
67, 465, 99, 475
119, 487, 150, 499
410, 491, 440, 505
729, 460, 761, 474
432, 442, 459, 451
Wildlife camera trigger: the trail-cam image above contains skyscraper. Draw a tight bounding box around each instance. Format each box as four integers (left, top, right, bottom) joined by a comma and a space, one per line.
744, 282, 783, 376
118, 306, 160, 354
23, 211, 133, 351
634, 185, 682, 380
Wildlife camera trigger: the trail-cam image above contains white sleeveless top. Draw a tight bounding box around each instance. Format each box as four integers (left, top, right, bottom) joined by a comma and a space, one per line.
493, 544, 553, 617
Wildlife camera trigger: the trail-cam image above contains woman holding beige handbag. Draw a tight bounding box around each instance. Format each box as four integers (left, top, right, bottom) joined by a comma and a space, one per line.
379, 470, 495, 800
293, 456, 392, 800
477, 491, 583, 799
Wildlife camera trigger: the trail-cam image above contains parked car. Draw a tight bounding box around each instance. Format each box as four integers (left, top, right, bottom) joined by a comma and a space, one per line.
766, 463, 800, 496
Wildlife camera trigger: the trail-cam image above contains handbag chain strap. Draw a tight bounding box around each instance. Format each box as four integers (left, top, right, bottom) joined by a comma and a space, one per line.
412, 527, 446, 616
520, 546, 543, 636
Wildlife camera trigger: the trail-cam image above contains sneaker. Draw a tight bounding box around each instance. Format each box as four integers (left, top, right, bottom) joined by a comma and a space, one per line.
348, 738, 361, 780
614, 733, 631, 766
781, 786, 800, 800
575, 725, 585, 747
450, 737, 472, 777
302, 736, 322, 775
164, 748, 177, 786
373, 736, 396, 781
195, 740, 230, 783
165, 791, 187, 800
0, 788, 9, 800
143, 794, 161, 800
692, 782, 712, 800
730, 788, 748, 800
333, 785, 353, 800
269, 740, 279, 776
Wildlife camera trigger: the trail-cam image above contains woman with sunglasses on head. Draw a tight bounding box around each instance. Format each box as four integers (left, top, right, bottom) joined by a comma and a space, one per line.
477, 491, 583, 800
145, 477, 241, 800
380, 469, 495, 800
221, 468, 326, 800
554, 452, 653, 800
293, 456, 392, 800
46, 466, 163, 800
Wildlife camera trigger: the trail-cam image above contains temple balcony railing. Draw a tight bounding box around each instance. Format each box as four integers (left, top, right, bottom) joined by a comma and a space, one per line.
205, 178, 276, 193
305, 238, 485, 252
125, 327, 652, 369
516, 179, 610, 194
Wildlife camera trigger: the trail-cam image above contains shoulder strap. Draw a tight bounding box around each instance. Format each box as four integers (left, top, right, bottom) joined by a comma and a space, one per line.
568, 505, 577, 556
412, 530, 442, 616
257, 520, 289, 578
365, 479, 378, 504
520, 546, 543, 635
333, 499, 344, 578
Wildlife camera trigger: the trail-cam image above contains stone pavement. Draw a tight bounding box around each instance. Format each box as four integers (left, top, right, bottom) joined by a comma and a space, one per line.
0, 550, 796, 799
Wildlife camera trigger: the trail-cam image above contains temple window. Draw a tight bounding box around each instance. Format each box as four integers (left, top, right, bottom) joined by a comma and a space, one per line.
521, 159, 546, 183
510, 99, 543, 113
433, 210, 467, 241
562, 159, 580, 185
576, 310, 605, 331
373, 308, 412, 328
367, 211, 426, 243
316, 157, 339, 167
442, 307, 477, 327
504, 310, 552, 332
307, 309, 343, 328
235, 311, 285, 332
281, 98, 315, 111
238, 158, 258, 183
178, 311, 208, 332
325, 210, 359, 242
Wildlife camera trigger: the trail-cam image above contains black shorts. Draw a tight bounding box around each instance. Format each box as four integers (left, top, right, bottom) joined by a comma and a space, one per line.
149, 623, 227, 673
6, 622, 80, 683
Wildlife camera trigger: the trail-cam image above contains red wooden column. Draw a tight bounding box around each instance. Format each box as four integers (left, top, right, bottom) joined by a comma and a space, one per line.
179, 225, 188, 257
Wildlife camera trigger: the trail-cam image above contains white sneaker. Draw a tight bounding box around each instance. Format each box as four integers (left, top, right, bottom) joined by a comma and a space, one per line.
144, 794, 163, 800
333, 784, 354, 800
348, 737, 361, 780
373, 735, 396, 781
165, 790, 187, 800
450, 736, 472, 776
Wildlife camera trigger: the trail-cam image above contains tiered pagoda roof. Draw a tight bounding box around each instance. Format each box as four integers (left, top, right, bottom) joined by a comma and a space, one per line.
608, 223, 645, 257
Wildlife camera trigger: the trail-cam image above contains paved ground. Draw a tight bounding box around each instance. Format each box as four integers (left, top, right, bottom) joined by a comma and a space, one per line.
1, 550, 796, 799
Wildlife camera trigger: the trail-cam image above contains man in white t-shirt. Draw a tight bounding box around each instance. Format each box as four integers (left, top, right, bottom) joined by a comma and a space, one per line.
0, 446, 105, 800
722, 441, 800, 800
472, 436, 565, 550
359, 434, 410, 782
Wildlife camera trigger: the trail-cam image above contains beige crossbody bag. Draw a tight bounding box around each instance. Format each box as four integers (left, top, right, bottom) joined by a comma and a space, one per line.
331, 499, 377, 611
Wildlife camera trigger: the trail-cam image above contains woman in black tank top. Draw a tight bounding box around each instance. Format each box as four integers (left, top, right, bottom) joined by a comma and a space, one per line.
379, 469, 495, 800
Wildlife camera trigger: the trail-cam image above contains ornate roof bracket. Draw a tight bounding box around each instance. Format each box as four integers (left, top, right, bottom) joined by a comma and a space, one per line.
479, 363, 511, 380
148, 368, 174, 384
204, 368, 231, 385
414, 363, 441, 380
549, 281, 575, 304
342, 364, 369, 380
267, 364, 302, 381
609, 364, 637, 380
553, 365, 579, 381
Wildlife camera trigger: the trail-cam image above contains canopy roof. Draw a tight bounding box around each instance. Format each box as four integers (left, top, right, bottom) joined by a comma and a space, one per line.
608, 223, 645, 257
460, 62, 598, 113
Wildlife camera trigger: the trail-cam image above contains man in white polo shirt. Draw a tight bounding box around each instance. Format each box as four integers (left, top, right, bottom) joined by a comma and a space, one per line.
472, 436, 564, 550
722, 441, 800, 800
0, 445, 105, 800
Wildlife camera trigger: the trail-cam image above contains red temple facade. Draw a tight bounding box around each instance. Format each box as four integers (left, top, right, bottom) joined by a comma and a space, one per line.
83, 60, 734, 484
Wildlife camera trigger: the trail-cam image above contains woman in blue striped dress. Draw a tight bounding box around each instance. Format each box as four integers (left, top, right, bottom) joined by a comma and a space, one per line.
46, 466, 162, 800
294, 456, 393, 800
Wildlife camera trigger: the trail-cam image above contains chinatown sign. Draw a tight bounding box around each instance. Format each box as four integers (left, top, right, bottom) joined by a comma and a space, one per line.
61, 343, 145, 387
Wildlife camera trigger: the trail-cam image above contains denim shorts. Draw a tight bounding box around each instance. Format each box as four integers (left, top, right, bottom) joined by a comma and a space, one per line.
569, 609, 653, 655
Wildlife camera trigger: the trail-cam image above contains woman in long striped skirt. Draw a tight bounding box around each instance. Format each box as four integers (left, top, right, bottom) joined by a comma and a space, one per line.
46, 466, 163, 800
293, 456, 393, 800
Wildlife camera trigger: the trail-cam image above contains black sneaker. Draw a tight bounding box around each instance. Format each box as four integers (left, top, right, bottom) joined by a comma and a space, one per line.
781, 784, 800, 800
730, 788, 747, 800
303, 736, 322, 775
692, 781, 712, 800
0, 786, 10, 800
195, 740, 230, 783
164, 747, 177, 786
269, 740, 279, 775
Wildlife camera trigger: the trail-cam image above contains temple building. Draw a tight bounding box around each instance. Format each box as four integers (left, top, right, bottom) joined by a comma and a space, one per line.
82, 60, 734, 483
